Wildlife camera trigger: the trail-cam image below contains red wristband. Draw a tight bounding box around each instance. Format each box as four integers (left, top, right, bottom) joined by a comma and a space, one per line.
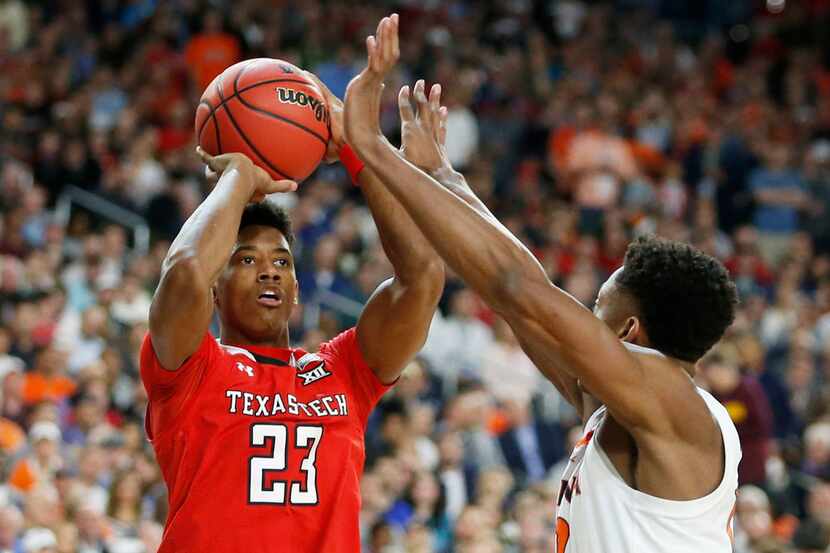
338, 144, 365, 186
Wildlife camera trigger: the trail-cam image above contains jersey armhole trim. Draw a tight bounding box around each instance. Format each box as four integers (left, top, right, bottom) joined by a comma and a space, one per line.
591, 437, 730, 518
588, 395, 736, 518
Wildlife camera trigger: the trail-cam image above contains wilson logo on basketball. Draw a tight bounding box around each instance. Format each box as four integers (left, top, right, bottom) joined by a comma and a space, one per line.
275, 88, 330, 125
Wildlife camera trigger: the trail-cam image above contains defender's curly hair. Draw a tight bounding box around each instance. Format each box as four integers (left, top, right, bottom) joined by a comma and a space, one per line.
238, 200, 295, 246
616, 235, 738, 362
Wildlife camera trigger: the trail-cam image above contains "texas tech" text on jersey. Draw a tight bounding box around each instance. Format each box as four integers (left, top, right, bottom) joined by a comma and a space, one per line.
225, 390, 349, 418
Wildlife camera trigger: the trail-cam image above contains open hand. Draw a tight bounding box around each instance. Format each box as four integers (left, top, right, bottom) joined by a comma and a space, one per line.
364, 14, 400, 80
344, 14, 400, 148
196, 147, 296, 203
399, 79, 451, 173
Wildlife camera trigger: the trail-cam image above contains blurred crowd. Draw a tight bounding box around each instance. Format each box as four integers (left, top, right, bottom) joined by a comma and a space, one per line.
1, 0, 830, 552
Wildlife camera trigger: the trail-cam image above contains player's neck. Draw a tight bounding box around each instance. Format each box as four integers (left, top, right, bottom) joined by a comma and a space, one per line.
219, 326, 291, 350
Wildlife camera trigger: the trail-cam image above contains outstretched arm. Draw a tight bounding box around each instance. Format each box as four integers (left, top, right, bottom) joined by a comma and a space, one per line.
393, 79, 585, 415
305, 29, 444, 384
149, 151, 296, 370
344, 16, 666, 432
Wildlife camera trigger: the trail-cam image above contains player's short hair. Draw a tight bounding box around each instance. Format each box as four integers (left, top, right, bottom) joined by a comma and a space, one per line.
238, 201, 295, 247
616, 235, 738, 363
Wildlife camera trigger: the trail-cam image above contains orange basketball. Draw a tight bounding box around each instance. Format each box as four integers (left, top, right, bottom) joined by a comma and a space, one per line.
195, 58, 330, 182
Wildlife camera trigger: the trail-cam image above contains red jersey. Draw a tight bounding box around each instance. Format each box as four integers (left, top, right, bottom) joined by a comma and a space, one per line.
140, 328, 390, 552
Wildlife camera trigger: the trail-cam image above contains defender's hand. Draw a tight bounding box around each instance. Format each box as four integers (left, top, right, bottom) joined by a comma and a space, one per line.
364, 13, 400, 81
303, 71, 344, 164
344, 14, 400, 147
196, 147, 297, 203
399, 79, 451, 173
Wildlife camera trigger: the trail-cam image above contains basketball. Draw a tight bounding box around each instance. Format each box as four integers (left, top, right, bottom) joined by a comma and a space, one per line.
195, 58, 330, 182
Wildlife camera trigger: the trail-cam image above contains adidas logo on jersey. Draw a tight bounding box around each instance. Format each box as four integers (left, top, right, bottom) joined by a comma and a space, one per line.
295, 353, 331, 386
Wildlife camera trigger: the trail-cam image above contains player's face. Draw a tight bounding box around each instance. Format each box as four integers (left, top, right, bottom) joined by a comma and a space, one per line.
593, 267, 637, 340
214, 225, 299, 342
592, 268, 621, 320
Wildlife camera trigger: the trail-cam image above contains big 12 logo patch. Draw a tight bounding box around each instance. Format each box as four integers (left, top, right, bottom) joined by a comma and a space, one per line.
295, 353, 331, 386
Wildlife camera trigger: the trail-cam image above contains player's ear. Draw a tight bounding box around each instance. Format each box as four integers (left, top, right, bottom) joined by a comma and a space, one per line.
293, 280, 299, 305
618, 316, 640, 343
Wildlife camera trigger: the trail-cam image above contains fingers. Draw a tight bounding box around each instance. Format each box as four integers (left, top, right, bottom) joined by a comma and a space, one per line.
366, 35, 379, 72
382, 15, 397, 63
197, 146, 227, 177
252, 165, 297, 195
413, 79, 429, 123
428, 83, 442, 131
367, 14, 399, 75
438, 106, 448, 146
196, 146, 214, 169
303, 70, 337, 101
391, 13, 400, 60
260, 179, 298, 195
197, 147, 297, 195
398, 85, 415, 123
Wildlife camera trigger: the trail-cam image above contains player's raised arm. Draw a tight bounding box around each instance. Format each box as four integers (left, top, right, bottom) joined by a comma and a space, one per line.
393, 79, 585, 414
304, 20, 444, 384
149, 151, 295, 371
344, 15, 707, 434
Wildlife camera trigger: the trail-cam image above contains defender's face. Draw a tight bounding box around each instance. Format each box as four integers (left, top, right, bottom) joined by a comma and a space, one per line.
592, 268, 622, 322
593, 267, 635, 337
215, 225, 299, 341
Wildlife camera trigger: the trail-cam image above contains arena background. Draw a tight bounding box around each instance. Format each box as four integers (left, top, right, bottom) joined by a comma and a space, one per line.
1, 0, 830, 552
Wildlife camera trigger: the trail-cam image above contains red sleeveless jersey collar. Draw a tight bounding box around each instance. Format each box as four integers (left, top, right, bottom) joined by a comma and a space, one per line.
219, 341, 308, 367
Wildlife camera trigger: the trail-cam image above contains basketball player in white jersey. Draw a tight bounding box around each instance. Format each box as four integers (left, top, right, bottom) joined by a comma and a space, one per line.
342, 14, 742, 553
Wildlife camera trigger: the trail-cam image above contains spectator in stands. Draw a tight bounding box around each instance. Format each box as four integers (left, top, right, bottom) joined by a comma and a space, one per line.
21, 345, 75, 407
700, 346, 773, 485
801, 422, 830, 480
791, 483, 830, 553
749, 141, 809, 266
20, 527, 57, 553
184, 11, 241, 91
497, 399, 563, 487
479, 318, 547, 407
8, 421, 63, 493
0, 504, 23, 553
2, 2, 830, 551
421, 289, 493, 394
803, 140, 830, 254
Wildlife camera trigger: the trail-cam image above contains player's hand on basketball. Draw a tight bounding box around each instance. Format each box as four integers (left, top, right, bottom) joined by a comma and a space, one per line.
399, 79, 451, 172
302, 71, 344, 164
196, 147, 297, 203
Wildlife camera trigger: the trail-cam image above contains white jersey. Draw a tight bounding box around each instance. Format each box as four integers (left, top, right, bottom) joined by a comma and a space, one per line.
554, 384, 741, 553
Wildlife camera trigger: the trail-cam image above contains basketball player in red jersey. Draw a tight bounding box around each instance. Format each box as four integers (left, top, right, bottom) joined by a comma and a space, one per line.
346, 15, 742, 553
140, 43, 445, 553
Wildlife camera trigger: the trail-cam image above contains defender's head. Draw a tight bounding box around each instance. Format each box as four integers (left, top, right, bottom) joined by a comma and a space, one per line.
592, 235, 738, 363
213, 201, 298, 343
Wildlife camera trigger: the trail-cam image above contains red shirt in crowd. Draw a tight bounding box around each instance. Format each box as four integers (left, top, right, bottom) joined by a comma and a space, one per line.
184, 32, 241, 91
